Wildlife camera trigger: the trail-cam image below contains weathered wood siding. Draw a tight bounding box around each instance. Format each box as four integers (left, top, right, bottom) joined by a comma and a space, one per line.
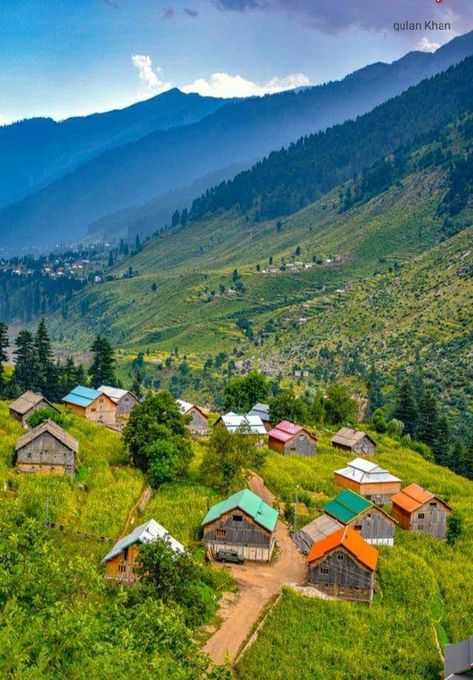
309, 548, 375, 603
334, 474, 401, 505
105, 545, 140, 584
10, 400, 50, 427
393, 500, 450, 538
116, 394, 139, 419
285, 432, 317, 456
16, 431, 75, 476
349, 507, 395, 546
86, 395, 117, 424
188, 408, 209, 436
203, 509, 275, 561
352, 437, 376, 455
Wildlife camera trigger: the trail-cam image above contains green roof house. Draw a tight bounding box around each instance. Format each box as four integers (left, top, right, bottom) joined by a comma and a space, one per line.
202, 489, 278, 562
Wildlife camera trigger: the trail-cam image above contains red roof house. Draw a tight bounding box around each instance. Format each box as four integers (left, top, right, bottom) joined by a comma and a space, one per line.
268, 421, 317, 456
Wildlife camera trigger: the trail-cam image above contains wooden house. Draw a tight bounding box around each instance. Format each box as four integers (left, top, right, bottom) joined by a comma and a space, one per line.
391, 483, 452, 538
15, 419, 78, 476
177, 399, 209, 436
334, 457, 401, 505
444, 635, 473, 679
307, 526, 379, 603
331, 427, 376, 456
99, 386, 140, 419
9, 391, 58, 427
62, 385, 117, 425
293, 514, 343, 555
268, 420, 317, 456
324, 489, 396, 546
103, 519, 184, 584
215, 412, 267, 445
202, 488, 278, 562
247, 403, 272, 431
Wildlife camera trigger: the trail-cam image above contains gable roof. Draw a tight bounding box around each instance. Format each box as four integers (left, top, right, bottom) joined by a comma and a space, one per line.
335, 457, 400, 485
307, 526, 379, 572
16, 419, 79, 453
103, 519, 184, 562
444, 636, 473, 679
10, 391, 56, 416
331, 427, 375, 448
62, 385, 104, 408
176, 399, 208, 418
99, 385, 139, 404
391, 483, 452, 513
268, 420, 303, 443
202, 489, 278, 533
217, 413, 267, 435
293, 514, 343, 554
324, 489, 373, 524
247, 403, 271, 422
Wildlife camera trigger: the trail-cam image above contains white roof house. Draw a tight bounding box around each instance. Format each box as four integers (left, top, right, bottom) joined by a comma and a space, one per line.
247, 403, 271, 423
335, 458, 400, 484
103, 519, 184, 563
218, 412, 267, 435
177, 398, 194, 414
98, 385, 137, 404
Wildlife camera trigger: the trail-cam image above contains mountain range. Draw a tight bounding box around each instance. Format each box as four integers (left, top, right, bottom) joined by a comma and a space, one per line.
1, 30, 473, 253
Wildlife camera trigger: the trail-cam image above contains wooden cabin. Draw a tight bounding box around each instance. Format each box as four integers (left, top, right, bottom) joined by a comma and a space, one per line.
307, 526, 379, 603
268, 420, 317, 456
324, 489, 396, 546
103, 519, 184, 585
247, 403, 272, 432
99, 386, 140, 420
391, 483, 452, 538
334, 457, 401, 505
293, 514, 342, 555
62, 385, 117, 425
331, 427, 376, 456
444, 635, 473, 679
177, 399, 209, 436
215, 412, 267, 446
15, 419, 78, 476
202, 488, 278, 562
9, 391, 58, 428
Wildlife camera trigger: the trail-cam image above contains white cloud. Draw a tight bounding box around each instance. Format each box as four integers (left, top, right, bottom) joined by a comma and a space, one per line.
0, 113, 11, 126
181, 71, 310, 98
131, 54, 172, 93
417, 36, 441, 53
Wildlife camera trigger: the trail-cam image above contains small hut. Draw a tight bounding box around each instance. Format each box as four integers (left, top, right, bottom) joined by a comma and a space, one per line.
15, 419, 78, 476
334, 457, 401, 505
293, 514, 342, 555
9, 391, 58, 427
268, 420, 317, 456
324, 489, 396, 546
103, 519, 184, 584
331, 428, 376, 456
99, 386, 140, 419
63, 385, 117, 425
444, 635, 473, 679
247, 403, 272, 431
177, 399, 209, 436
202, 489, 278, 562
307, 526, 379, 603
391, 483, 452, 538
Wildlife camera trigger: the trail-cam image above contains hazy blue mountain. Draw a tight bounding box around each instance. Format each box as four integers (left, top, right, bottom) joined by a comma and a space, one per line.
0, 88, 228, 207
1, 29, 473, 254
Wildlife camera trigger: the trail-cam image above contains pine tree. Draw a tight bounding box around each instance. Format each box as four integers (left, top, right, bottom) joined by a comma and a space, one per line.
131, 369, 144, 399
367, 364, 384, 416
12, 330, 39, 392
89, 335, 116, 388
433, 415, 450, 467
0, 322, 9, 390
35, 319, 57, 399
417, 390, 440, 449
393, 378, 419, 437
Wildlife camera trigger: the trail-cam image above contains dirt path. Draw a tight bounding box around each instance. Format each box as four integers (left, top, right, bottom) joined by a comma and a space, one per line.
120, 484, 152, 537
203, 476, 305, 665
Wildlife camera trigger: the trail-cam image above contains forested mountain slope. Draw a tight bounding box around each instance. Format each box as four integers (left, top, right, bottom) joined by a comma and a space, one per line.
2, 30, 473, 253
0, 88, 228, 208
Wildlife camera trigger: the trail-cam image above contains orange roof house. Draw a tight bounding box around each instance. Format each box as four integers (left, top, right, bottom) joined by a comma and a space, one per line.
391, 483, 452, 538
307, 526, 379, 603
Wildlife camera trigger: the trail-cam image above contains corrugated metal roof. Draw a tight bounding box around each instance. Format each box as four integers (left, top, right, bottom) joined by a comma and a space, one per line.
218, 413, 267, 435
293, 514, 342, 554
331, 427, 375, 448
99, 385, 137, 404
177, 398, 194, 414
202, 489, 278, 533
10, 391, 55, 416
103, 519, 184, 562
324, 489, 372, 524
307, 526, 379, 571
267, 420, 315, 443
391, 483, 451, 513
16, 419, 79, 453
62, 385, 102, 408
335, 458, 400, 485
444, 636, 473, 678
247, 403, 271, 421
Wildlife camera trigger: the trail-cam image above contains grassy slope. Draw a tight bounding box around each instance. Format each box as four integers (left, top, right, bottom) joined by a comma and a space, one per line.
236, 432, 473, 679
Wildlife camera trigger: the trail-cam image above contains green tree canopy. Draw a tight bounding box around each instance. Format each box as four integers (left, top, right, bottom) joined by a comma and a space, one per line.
223, 371, 269, 413
89, 335, 116, 388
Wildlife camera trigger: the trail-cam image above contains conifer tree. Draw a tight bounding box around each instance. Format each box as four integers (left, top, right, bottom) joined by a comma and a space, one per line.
89, 335, 116, 388
35, 319, 57, 399
0, 322, 9, 390
417, 390, 440, 449
393, 378, 419, 437
367, 363, 384, 416
12, 330, 38, 392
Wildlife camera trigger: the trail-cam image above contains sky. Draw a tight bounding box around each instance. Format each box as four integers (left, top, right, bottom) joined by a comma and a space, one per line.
1, 0, 473, 124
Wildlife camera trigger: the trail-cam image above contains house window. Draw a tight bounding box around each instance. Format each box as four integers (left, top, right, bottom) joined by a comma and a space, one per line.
418, 513, 425, 519
337, 553, 344, 560
233, 515, 243, 522
118, 564, 127, 574
91, 407, 96, 412
429, 502, 437, 508
216, 529, 226, 538
354, 524, 362, 531
320, 567, 329, 574
123, 547, 129, 562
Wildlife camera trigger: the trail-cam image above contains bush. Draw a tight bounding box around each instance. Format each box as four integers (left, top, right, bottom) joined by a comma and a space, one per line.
28, 407, 64, 428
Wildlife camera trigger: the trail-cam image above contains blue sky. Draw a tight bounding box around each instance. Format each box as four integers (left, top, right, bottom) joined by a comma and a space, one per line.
1, 0, 472, 123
